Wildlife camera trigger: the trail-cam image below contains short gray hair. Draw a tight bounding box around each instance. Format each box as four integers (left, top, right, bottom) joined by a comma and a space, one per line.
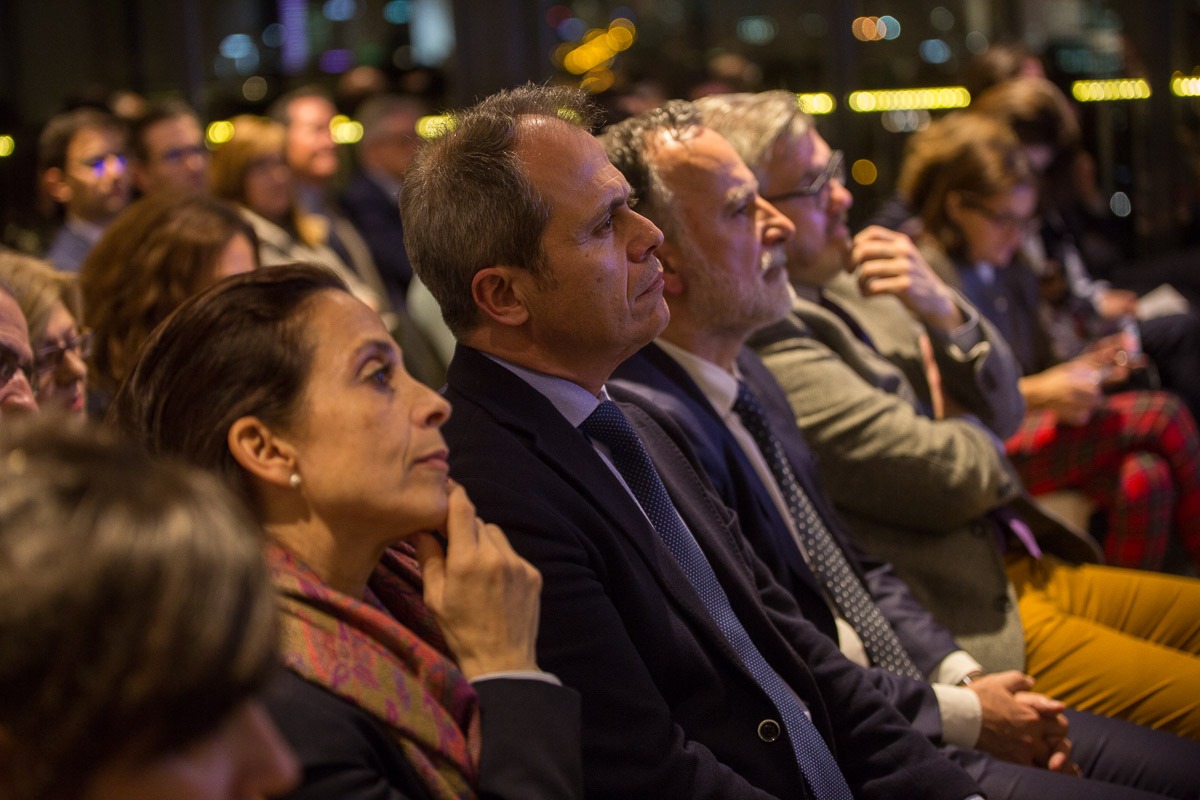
693, 91, 813, 182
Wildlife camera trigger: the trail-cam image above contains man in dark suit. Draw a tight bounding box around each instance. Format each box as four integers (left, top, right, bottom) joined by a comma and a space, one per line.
400, 84, 984, 799
340, 93, 428, 308
603, 99, 1200, 799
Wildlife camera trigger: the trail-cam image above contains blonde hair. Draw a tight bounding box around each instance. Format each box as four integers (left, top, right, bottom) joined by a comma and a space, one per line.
209, 115, 325, 249
0, 251, 80, 344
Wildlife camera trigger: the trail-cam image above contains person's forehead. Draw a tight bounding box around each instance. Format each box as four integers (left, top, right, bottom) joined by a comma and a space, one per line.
146, 115, 201, 144
68, 126, 124, 157
0, 293, 32, 356
290, 96, 334, 122
655, 127, 755, 195
517, 118, 625, 205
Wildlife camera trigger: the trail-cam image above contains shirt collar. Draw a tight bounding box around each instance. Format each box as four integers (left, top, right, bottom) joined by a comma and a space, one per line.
654, 338, 740, 416
484, 353, 607, 428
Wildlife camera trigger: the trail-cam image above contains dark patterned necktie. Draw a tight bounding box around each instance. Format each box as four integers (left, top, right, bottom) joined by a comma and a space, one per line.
580, 400, 853, 800
732, 382, 925, 681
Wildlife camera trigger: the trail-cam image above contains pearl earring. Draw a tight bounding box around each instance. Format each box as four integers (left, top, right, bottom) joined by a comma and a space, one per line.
289, 473, 302, 488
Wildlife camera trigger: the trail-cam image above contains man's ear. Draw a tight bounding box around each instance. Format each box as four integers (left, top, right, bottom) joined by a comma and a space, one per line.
471, 266, 531, 327
228, 416, 297, 490
43, 168, 72, 205
656, 240, 686, 297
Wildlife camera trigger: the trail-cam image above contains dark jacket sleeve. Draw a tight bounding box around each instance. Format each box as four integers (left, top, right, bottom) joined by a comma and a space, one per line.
266, 670, 582, 800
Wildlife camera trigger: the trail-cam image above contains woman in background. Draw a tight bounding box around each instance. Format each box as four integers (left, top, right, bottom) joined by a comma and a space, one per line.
78, 191, 258, 414
0, 420, 299, 799
113, 264, 581, 800
899, 111, 1200, 574
0, 251, 88, 415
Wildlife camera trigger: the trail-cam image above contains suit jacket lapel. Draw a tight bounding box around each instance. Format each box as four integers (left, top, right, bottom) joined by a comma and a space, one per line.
446, 345, 754, 669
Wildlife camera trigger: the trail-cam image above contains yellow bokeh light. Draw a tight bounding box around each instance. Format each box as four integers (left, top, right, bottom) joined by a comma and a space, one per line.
1071, 78, 1151, 102
206, 120, 235, 146
332, 119, 363, 145
580, 69, 615, 94
416, 115, 454, 140
583, 28, 606, 43
0, 135, 14, 158
851, 159, 878, 185
796, 93, 835, 115
609, 17, 635, 32
557, 107, 585, 123
607, 26, 634, 51
848, 86, 969, 112
552, 42, 574, 68
1172, 73, 1200, 97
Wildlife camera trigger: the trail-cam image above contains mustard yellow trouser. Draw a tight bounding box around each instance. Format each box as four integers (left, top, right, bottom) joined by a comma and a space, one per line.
1007, 554, 1200, 739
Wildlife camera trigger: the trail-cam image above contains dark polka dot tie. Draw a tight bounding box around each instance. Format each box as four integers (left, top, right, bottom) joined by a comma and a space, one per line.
581, 399, 854, 799
733, 381, 925, 682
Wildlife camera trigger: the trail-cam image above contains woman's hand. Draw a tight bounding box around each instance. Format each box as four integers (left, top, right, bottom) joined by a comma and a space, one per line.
1018, 361, 1104, 425
413, 481, 543, 680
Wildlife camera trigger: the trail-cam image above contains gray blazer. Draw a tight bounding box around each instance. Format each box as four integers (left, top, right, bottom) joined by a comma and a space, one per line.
750, 289, 1100, 672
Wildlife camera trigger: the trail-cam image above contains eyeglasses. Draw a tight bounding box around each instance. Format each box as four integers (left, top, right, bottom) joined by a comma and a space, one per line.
961, 200, 1037, 233
156, 144, 208, 164
763, 150, 846, 207
34, 328, 93, 377
77, 152, 128, 178
0, 342, 35, 391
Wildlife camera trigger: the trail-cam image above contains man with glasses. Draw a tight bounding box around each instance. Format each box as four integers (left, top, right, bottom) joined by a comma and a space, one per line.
130, 99, 209, 197
607, 95, 1200, 799
38, 108, 132, 272
698, 91, 1200, 741
0, 280, 39, 418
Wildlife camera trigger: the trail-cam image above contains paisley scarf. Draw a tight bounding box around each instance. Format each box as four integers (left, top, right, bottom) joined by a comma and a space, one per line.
267, 542, 481, 799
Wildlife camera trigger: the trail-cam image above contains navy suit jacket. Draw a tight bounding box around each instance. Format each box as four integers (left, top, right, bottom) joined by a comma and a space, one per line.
340, 170, 413, 305
612, 344, 964, 742
443, 344, 980, 800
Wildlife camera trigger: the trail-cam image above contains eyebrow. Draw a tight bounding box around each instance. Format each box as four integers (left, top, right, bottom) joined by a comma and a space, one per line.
724, 184, 755, 211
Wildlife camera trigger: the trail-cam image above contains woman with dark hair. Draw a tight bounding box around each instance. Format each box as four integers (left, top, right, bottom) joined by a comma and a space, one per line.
0, 251, 88, 415
79, 191, 259, 411
899, 111, 1200, 576
0, 420, 299, 799
111, 263, 581, 800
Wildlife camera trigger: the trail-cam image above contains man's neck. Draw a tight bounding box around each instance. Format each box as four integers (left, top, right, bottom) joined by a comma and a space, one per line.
659, 316, 744, 373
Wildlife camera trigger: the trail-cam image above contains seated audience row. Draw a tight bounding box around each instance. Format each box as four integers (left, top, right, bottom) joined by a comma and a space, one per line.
2, 83, 1198, 800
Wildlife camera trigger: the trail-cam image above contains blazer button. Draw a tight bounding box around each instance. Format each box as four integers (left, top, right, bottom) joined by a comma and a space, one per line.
757, 719, 782, 742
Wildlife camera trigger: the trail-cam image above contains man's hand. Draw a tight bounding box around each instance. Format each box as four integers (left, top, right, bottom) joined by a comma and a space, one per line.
970, 671, 1076, 773
851, 226, 964, 332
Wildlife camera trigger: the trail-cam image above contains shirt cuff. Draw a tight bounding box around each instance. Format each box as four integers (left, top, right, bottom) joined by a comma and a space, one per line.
933, 295, 984, 354
469, 670, 563, 687
932, 684, 983, 748
929, 650, 984, 686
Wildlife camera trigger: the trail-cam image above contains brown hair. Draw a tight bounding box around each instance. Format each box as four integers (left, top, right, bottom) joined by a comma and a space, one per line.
0, 418, 276, 800
896, 112, 1034, 259
37, 108, 126, 173
79, 191, 259, 395
400, 84, 598, 335
110, 263, 346, 511
0, 251, 80, 345
970, 76, 1081, 167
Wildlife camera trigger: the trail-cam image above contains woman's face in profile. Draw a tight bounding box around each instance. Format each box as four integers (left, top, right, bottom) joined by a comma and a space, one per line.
283, 290, 453, 539
84, 700, 298, 800
34, 301, 88, 415
242, 152, 291, 223
952, 183, 1038, 266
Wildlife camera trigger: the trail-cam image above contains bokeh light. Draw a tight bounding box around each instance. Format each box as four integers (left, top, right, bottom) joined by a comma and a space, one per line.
242, 76, 269, 102
851, 159, 878, 186
0, 136, 14, 158
1072, 79, 1151, 102
206, 120, 235, 146
416, 115, 454, 140
1110, 192, 1132, 217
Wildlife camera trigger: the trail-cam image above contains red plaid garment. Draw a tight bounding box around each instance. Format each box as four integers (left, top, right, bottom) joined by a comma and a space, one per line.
1005, 390, 1200, 571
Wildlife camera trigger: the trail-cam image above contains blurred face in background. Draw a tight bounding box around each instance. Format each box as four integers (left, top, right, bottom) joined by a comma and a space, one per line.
135, 115, 209, 196
34, 301, 89, 415
947, 183, 1038, 266
49, 126, 132, 224
0, 292, 38, 418
285, 96, 339, 186
243, 152, 292, 224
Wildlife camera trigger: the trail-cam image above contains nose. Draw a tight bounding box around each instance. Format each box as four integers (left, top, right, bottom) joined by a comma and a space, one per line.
629, 211, 664, 262
759, 197, 795, 244
408, 373, 452, 428
102, 154, 128, 177
232, 701, 301, 797
1, 373, 39, 416
57, 349, 88, 383
828, 177, 853, 214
